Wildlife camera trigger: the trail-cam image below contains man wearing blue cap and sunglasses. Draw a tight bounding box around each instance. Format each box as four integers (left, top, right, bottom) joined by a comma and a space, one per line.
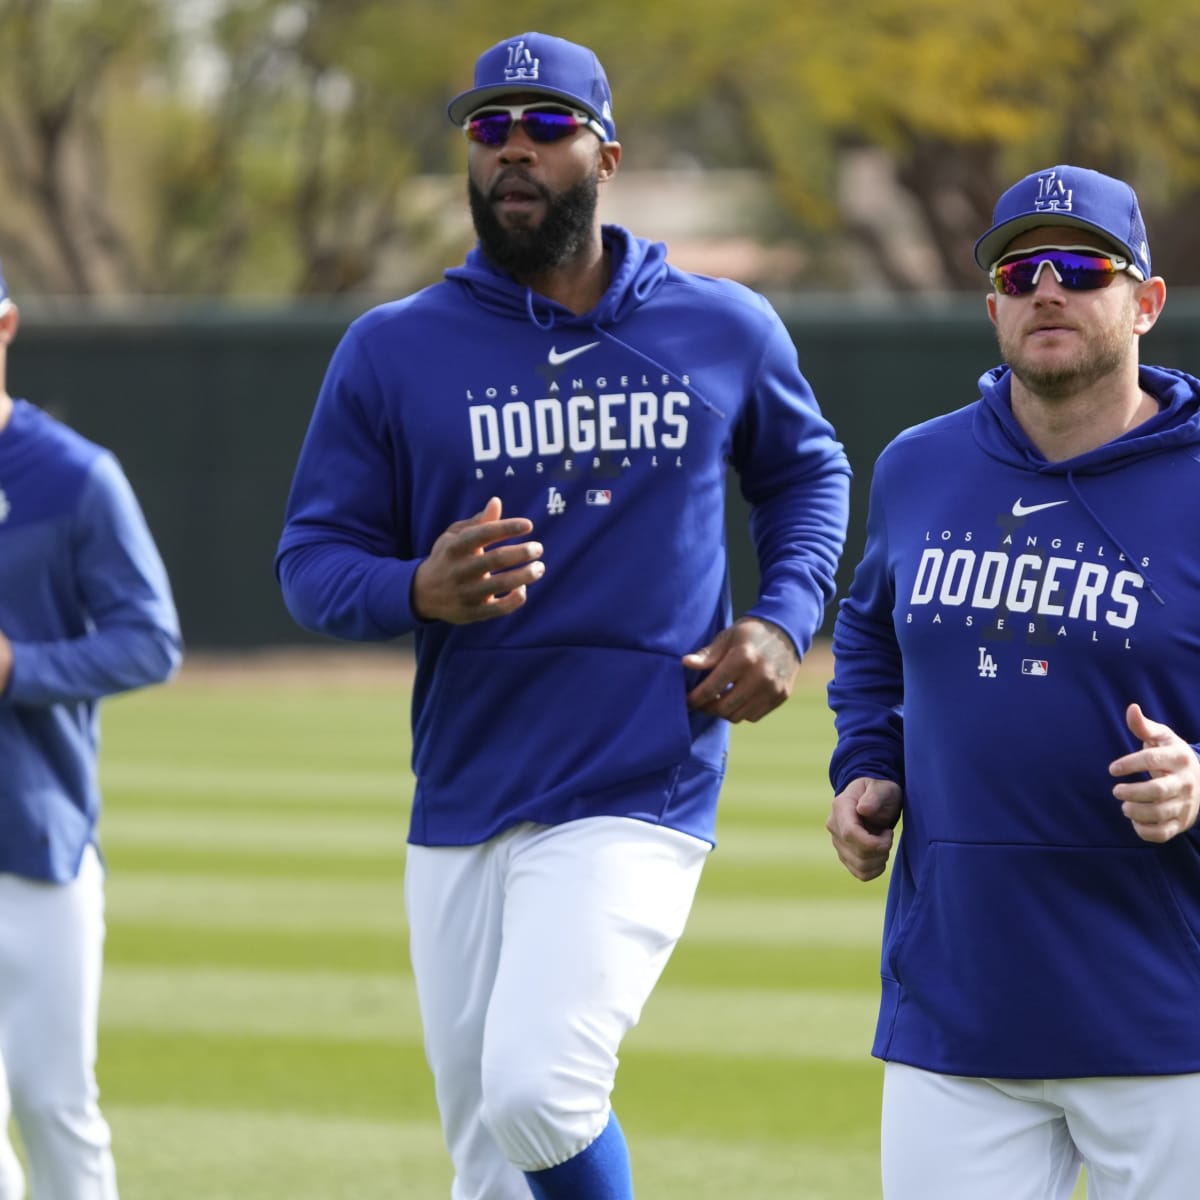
827, 163, 1200, 1197
276, 29, 850, 1200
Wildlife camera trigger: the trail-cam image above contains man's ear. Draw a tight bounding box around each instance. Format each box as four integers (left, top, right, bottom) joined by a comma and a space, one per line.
599, 141, 621, 183
0, 301, 19, 346
1132, 277, 1166, 337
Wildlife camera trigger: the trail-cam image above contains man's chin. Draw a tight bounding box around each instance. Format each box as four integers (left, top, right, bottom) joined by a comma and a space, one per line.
1011, 360, 1095, 400
493, 211, 541, 236
492, 201, 543, 226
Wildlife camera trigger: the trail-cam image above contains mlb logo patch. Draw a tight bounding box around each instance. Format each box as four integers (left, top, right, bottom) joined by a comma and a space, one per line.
1021, 659, 1049, 676
586, 490, 612, 506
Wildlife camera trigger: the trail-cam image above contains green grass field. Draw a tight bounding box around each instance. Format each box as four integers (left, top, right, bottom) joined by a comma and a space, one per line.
84, 645, 1086, 1199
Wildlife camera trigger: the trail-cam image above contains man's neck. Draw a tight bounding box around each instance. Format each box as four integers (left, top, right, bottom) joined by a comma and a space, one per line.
1010, 369, 1158, 463
519, 239, 611, 316
0, 391, 11, 434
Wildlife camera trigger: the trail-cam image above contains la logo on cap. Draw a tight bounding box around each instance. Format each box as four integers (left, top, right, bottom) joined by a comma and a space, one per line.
505, 40, 539, 84
1035, 171, 1073, 213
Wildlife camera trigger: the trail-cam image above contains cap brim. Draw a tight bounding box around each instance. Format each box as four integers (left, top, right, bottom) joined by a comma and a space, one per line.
447, 84, 604, 128
974, 215, 1135, 271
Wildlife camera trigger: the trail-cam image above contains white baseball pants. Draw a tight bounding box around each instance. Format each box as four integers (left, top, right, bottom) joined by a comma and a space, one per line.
883, 1060, 1200, 1199
405, 816, 710, 1200
0, 844, 118, 1200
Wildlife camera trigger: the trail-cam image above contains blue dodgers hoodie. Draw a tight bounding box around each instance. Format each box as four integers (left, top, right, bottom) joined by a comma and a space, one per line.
0, 400, 182, 882
829, 363, 1200, 1078
277, 224, 850, 847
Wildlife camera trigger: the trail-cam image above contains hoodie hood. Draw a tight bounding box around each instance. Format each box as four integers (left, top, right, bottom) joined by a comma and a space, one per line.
443, 222, 727, 416
444, 224, 670, 328
973, 363, 1200, 604
974, 363, 1200, 475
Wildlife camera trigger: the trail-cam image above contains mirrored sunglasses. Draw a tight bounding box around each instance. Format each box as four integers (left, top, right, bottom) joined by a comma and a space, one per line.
990, 245, 1142, 296
463, 103, 606, 147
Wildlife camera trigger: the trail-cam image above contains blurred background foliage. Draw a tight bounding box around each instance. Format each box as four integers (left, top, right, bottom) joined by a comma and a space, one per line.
1, 0, 1198, 298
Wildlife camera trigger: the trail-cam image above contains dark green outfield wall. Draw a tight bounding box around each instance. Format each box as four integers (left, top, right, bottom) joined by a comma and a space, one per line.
10, 296, 1199, 649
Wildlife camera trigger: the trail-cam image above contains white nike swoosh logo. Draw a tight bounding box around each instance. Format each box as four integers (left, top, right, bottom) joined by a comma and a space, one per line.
547, 341, 601, 366
1012, 498, 1070, 517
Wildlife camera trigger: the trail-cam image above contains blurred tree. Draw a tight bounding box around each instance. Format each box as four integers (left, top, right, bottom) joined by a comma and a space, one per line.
0, 0, 477, 297
0, 0, 167, 293
795, 0, 1200, 288
581, 0, 1200, 289
1, 0, 1199, 296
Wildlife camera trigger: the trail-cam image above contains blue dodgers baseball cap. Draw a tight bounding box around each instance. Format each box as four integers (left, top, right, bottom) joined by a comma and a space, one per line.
447, 32, 616, 142
973, 164, 1151, 280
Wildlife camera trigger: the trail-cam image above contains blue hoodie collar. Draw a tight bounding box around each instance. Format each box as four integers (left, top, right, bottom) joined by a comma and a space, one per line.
972, 363, 1200, 605
974, 364, 1200, 476
441, 223, 725, 418
443, 223, 670, 328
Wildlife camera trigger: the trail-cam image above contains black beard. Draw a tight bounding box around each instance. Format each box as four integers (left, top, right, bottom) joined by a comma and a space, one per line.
468, 171, 599, 280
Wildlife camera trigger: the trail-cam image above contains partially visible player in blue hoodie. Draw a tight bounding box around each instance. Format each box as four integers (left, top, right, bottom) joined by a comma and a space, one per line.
276, 30, 849, 1200
828, 165, 1200, 1200
0, 262, 181, 1199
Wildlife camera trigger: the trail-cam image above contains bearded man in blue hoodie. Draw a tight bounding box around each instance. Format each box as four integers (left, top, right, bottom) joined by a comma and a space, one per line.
828, 165, 1200, 1199
276, 29, 850, 1200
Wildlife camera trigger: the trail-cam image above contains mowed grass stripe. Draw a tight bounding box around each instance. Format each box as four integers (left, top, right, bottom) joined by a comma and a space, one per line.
105, 871, 883, 947
105, 873, 407, 932
700, 857, 871, 898
631, 985, 877, 1061
104, 924, 882, 992
99, 1030, 433, 1119
101, 688, 411, 771
106, 846, 406, 882
663, 941, 883, 993
104, 794, 404, 821
103, 821, 857, 890
101, 761, 409, 804
101, 965, 875, 1061
619, 1052, 883, 1141
99, 1027, 879, 1139
106, 924, 409, 973
102, 966, 423, 1041
686, 895, 885, 948
104, 849, 856, 891
715, 781, 835, 818
631, 1131, 878, 1199
104, 1105, 879, 1200
104, 813, 835, 865
106, 1107, 449, 1200
103, 810, 406, 855
706, 825, 850, 865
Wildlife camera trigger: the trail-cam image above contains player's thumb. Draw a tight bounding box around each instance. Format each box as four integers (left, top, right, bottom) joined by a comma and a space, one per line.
448, 496, 502, 535
474, 496, 503, 523
681, 642, 716, 669
1126, 701, 1168, 747
859, 781, 902, 828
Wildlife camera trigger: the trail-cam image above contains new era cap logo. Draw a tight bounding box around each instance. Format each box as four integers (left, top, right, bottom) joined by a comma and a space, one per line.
505, 40, 539, 83
1035, 170, 1072, 213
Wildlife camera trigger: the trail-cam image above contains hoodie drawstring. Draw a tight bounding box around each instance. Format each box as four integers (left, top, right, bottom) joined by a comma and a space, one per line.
1067, 471, 1165, 604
